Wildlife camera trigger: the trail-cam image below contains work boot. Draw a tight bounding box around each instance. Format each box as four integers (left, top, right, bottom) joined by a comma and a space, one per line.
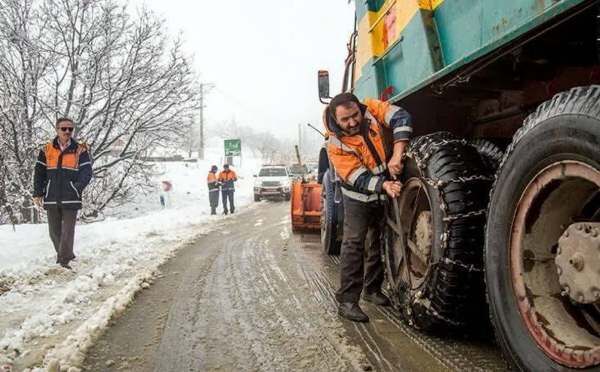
362, 291, 391, 306
223, 210, 228, 215
56, 254, 75, 264
338, 302, 369, 322
59, 262, 73, 270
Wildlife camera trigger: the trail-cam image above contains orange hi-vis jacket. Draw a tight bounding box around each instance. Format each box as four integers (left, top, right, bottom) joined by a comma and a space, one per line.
325, 98, 412, 203
218, 169, 237, 191
33, 138, 93, 210
207, 172, 219, 192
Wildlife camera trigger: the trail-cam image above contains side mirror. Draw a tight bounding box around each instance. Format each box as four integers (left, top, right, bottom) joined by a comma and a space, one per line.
318, 70, 330, 103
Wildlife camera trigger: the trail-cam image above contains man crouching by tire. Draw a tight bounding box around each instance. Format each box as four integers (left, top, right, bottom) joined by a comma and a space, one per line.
325, 93, 411, 322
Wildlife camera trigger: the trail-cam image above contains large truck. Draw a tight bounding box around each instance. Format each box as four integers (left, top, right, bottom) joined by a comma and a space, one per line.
317, 1, 600, 370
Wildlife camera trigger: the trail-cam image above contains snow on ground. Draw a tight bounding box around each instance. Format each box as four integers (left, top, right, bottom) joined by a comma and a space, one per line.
0, 145, 262, 371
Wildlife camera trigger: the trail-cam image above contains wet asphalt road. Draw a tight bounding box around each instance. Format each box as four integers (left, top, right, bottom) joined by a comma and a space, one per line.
84, 202, 508, 371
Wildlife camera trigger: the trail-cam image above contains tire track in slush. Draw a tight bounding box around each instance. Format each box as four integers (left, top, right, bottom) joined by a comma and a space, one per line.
305, 269, 397, 372
260, 230, 377, 372
211, 227, 364, 371
318, 255, 507, 372
251, 237, 368, 371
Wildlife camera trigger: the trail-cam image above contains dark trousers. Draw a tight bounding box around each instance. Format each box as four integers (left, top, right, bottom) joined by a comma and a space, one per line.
209, 190, 219, 214
222, 189, 235, 213
47, 208, 78, 265
336, 196, 385, 304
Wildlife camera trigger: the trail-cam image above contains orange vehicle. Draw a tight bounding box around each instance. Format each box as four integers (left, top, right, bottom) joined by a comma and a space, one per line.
290, 179, 321, 232
290, 145, 323, 233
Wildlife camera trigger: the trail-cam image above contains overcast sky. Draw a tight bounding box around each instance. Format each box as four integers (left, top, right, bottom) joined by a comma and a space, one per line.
129, 0, 356, 141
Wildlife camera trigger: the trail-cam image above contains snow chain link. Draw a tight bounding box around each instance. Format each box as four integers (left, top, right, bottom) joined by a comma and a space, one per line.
398, 135, 490, 326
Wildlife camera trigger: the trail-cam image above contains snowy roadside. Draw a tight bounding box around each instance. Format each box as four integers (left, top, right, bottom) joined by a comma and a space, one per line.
0, 158, 261, 371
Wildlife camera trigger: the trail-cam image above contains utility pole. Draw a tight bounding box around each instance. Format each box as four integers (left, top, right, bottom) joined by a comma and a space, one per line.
198, 83, 214, 160
298, 123, 302, 156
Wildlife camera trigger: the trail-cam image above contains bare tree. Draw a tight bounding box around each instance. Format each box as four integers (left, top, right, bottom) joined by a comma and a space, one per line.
0, 0, 199, 222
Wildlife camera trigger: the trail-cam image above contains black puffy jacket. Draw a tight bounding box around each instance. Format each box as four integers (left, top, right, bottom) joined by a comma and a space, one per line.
33, 138, 92, 210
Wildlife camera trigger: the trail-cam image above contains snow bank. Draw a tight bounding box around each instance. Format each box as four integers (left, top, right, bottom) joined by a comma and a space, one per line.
0, 147, 262, 371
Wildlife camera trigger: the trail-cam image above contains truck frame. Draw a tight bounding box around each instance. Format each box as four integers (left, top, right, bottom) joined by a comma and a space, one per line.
318, 1, 600, 370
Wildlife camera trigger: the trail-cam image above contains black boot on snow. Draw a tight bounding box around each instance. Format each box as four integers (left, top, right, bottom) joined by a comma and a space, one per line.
223, 210, 228, 215
338, 303, 369, 322
362, 292, 391, 307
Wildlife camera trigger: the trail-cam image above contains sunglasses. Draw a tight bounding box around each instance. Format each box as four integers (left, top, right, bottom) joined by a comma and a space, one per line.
59, 127, 74, 132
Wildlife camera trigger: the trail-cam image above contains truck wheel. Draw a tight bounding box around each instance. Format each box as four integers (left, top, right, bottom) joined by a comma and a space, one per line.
254, 194, 261, 202
321, 170, 341, 255
384, 132, 493, 331
469, 138, 503, 170
486, 86, 600, 370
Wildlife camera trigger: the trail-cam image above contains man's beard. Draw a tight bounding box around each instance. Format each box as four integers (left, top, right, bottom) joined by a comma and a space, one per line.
344, 126, 360, 136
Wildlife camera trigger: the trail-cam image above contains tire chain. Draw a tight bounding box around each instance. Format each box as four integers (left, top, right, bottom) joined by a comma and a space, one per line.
406, 137, 493, 251
395, 132, 492, 329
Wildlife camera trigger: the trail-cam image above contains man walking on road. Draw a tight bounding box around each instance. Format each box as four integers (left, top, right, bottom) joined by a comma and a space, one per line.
218, 164, 237, 215
325, 92, 411, 322
207, 165, 220, 215
33, 118, 92, 269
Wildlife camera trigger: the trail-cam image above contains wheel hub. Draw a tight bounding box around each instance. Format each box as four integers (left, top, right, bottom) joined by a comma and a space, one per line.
414, 211, 432, 262
556, 222, 600, 304
510, 160, 600, 368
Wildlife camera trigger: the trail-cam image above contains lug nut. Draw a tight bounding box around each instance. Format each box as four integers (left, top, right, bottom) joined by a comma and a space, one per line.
569, 253, 584, 272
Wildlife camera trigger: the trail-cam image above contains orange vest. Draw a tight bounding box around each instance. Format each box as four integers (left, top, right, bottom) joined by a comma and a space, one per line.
207, 172, 217, 183
45, 142, 87, 170
218, 170, 237, 182
326, 99, 391, 183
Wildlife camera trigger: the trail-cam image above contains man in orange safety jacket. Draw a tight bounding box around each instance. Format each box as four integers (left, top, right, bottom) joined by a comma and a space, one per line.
218, 164, 237, 215
325, 92, 411, 322
207, 165, 219, 215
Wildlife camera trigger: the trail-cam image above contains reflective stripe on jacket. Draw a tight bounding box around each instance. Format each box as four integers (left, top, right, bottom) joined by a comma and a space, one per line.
33, 137, 93, 210
217, 170, 237, 191
325, 99, 412, 202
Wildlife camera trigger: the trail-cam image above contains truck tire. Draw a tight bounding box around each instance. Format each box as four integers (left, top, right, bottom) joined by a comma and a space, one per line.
486, 86, 600, 370
469, 139, 503, 170
321, 170, 341, 255
384, 132, 493, 331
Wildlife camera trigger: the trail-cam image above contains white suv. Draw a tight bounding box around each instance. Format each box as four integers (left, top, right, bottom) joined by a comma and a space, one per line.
253, 166, 291, 201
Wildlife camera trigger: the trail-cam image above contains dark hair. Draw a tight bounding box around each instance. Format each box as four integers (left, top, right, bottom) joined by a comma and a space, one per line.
223, 164, 230, 169
211, 165, 218, 172
56, 117, 74, 128
328, 92, 361, 118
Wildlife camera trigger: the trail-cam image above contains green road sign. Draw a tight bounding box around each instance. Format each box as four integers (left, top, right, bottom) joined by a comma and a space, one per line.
224, 139, 241, 156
